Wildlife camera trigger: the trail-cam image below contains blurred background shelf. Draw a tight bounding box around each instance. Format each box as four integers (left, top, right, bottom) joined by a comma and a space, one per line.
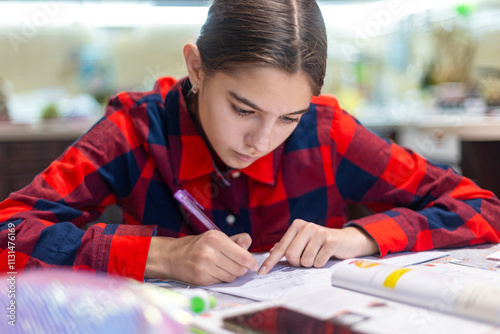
0, 118, 92, 199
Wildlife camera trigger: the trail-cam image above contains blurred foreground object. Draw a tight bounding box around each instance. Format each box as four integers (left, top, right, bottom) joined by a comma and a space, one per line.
0, 270, 192, 334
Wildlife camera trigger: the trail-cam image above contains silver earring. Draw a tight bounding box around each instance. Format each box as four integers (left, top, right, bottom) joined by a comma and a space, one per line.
192, 83, 198, 94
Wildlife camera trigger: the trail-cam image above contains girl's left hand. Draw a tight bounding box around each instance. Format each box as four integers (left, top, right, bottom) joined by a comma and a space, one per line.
258, 219, 379, 275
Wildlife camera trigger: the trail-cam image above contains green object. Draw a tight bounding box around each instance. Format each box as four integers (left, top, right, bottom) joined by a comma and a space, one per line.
40, 103, 60, 119
209, 295, 216, 308
190, 296, 205, 313
189, 294, 217, 313
189, 328, 209, 334
456, 4, 475, 17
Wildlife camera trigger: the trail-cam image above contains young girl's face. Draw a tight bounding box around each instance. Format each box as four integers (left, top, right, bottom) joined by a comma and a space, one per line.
197, 67, 313, 169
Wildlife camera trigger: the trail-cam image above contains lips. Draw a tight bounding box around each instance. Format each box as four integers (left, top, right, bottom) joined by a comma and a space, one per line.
235, 152, 259, 163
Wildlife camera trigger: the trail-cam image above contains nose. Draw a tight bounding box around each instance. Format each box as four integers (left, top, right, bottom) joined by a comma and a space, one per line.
246, 123, 273, 153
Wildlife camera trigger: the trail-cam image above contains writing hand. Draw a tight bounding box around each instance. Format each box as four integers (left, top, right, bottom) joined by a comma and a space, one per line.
258, 219, 378, 275
145, 231, 258, 286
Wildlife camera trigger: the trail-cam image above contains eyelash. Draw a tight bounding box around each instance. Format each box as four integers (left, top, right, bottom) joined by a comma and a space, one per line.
232, 105, 300, 124
281, 116, 300, 124
232, 106, 254, 116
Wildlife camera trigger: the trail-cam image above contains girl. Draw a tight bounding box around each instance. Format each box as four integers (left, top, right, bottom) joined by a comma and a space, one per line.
1, 0, 500, 286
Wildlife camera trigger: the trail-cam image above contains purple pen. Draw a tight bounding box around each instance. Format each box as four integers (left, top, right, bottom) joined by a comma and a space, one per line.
174, 189, 222, 232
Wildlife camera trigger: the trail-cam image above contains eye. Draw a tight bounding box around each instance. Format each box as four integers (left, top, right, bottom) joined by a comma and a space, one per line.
232, 105, 254, 116
280, 115, 300, 124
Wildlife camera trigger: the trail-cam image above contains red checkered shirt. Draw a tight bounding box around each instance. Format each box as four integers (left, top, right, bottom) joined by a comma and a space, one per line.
1, 77, 500, 281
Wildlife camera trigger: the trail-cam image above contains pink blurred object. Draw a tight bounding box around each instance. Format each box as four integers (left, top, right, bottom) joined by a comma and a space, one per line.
0, 269, 191, 333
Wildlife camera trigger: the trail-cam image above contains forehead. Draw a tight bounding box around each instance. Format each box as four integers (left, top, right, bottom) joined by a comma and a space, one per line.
208, 66, 313, 114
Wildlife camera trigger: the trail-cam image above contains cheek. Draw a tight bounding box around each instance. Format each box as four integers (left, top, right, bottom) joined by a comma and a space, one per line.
203, 105, 230, 135
211, 115, 245, 144
273, 126, 296, 144
264, 125, 297, 152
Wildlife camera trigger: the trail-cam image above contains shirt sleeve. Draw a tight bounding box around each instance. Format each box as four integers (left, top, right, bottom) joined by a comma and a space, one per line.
0, 94, 157, 281
330, 108, 500, 257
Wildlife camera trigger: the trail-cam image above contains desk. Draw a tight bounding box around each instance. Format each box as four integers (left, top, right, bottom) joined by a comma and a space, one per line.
407, 115, 500, 142
0, 119, 92, 200
362, 114, 500, 198
150, 244, 500, 334
406, 115, 500, 198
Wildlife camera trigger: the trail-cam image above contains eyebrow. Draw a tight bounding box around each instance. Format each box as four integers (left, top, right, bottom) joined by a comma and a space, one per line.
229, 91, 310, 116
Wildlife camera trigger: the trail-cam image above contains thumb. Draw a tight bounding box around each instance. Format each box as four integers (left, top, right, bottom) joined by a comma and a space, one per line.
229, 233, 252, 251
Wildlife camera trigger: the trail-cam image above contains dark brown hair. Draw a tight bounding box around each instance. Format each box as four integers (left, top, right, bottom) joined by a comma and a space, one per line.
196, 0, 327, 95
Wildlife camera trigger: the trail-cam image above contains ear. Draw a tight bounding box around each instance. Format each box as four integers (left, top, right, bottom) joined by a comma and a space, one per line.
183, 43, 204, 88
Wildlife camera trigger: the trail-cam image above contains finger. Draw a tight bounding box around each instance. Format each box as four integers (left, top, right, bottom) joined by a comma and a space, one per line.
269, 242, 278, 252
214, 255, 249, 280
258, 223, 302, 275
313, 245, 334, 268
201, 263, 239, 285
219, 236, 258, 272
229, 233, 252, 251
284, 225, 318, 267
299, 235, 322, 267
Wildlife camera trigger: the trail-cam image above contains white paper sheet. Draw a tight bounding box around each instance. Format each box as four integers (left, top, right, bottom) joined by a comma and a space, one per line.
206, 251, 448, 302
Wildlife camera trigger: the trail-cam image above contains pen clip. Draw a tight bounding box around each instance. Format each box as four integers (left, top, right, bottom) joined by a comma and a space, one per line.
174, 189, 221, 232
180, 189, 204, 212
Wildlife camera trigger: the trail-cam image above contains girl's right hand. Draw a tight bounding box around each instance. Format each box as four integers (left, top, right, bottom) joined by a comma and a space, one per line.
145, 231, 258, 286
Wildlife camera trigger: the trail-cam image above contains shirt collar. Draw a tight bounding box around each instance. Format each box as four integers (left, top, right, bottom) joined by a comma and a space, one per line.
240, 145, 283, 185
168, 77, 281, 186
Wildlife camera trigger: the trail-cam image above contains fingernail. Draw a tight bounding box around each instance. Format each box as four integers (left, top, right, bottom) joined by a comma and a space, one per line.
252, 263, 259, 272
257, 266, 266, 275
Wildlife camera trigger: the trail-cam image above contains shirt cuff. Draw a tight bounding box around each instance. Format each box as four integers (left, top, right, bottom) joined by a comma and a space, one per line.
95, 224, 157, 281
346, 213, 409, 257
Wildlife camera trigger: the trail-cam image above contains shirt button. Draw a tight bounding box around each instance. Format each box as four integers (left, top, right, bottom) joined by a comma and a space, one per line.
225, 214, 236, 226
231, 171, 241, 179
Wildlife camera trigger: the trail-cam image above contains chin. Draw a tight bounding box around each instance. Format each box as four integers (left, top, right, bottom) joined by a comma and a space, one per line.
224, 158, 253, 170
227, 161, 251, 170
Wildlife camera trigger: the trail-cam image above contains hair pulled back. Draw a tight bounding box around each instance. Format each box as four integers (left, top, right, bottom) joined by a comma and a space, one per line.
196, 0, 327, 96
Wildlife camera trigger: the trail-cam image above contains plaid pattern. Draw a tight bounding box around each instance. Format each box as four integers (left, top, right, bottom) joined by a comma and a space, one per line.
1, 77, 500, 280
